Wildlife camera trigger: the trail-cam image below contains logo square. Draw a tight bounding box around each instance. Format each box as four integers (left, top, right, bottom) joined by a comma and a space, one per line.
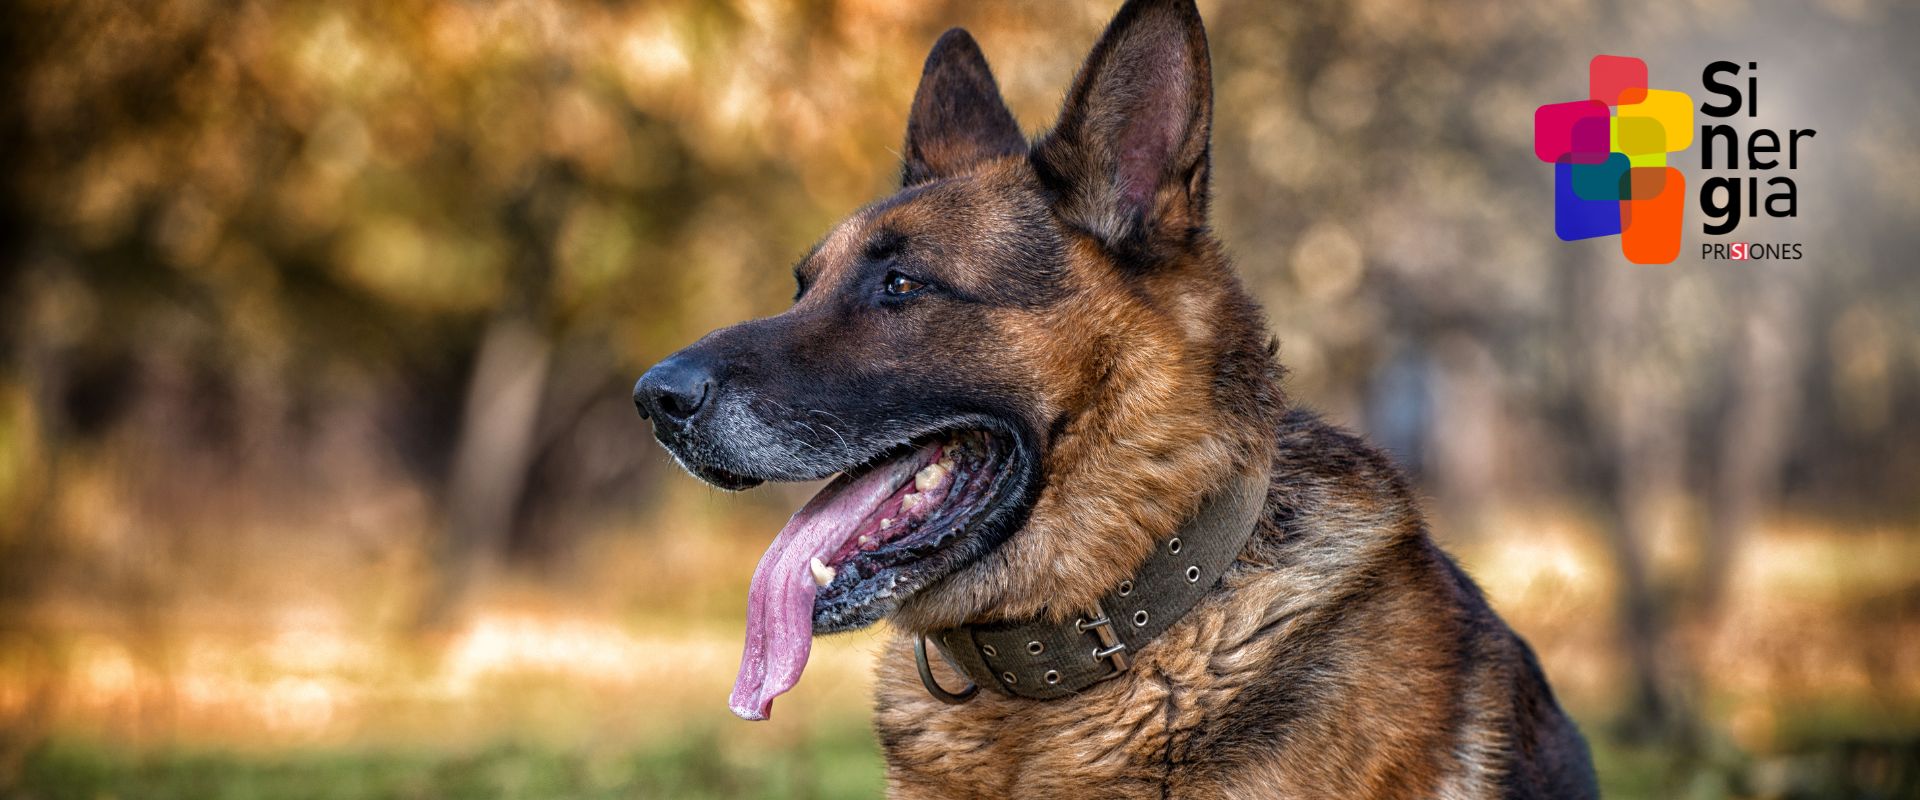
1616, 89, 1695, 151
1621, 167, 1685, 264
1555, 162, 1622, 241
1589, 55, 1648, 106
1534, 100, 1611, 164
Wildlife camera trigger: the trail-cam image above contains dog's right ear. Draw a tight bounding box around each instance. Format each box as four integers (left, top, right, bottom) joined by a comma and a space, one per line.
902, 29, 1026, 187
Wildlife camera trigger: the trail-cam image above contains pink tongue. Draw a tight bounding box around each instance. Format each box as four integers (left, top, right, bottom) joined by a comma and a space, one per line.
729, 446, 938, 720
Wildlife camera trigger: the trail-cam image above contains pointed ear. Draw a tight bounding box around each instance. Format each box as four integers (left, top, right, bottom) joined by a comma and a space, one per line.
1032, 0, 1213, 256
902, 29, 1027, 186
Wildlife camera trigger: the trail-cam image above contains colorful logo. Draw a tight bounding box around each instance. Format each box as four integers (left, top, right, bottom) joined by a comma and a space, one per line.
1534, 56, 1694, 264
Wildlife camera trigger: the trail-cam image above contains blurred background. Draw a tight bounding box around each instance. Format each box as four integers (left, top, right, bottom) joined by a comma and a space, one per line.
1, 0, 1916, 797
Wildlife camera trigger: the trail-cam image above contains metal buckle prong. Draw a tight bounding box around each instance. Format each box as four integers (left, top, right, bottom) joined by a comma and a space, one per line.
1078, 602, 1131, 673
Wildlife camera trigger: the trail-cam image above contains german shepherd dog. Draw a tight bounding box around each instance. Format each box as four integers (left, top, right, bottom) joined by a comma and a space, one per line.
634, 0, 1597, 796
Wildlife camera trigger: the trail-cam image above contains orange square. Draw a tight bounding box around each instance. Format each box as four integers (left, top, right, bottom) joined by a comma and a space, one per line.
1621, 167, 1685, 264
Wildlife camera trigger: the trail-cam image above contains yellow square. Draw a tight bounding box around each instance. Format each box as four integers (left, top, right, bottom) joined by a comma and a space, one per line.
1615, 89, 1694, 152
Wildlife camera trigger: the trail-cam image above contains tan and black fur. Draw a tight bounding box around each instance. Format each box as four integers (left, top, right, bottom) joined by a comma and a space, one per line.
877, 411, 1595, 798
634, 0, 1596, 796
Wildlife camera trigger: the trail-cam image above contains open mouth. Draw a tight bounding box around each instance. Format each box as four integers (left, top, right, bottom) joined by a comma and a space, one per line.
730, 429, 1017, 720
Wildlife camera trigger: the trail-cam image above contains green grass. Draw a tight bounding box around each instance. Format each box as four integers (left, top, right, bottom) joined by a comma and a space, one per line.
13, 726, 886, 800
1590, 737, 1671, 799
1581, 718, 1920, 800
15, 718, 1919, 799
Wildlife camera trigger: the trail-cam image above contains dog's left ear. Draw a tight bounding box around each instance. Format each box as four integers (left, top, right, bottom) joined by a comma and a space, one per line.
1032, 0, 1212, 260
902, 29, 1027, 187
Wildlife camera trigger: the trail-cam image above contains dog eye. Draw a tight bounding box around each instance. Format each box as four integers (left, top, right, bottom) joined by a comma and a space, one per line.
883, 271, 926, 296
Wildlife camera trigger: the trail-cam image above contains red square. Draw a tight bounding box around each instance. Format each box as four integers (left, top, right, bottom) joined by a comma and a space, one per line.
1589, 55, 1648, 106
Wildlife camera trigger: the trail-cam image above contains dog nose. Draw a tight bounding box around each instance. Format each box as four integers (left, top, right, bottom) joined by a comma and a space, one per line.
634, 352, 717, 428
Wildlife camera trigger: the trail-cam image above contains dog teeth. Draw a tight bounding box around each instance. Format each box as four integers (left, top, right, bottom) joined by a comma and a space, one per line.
860, 533, 877, 547
914, 462, 949, 492
809, 557, 835, 587
899, 493, 921, 512
878, 517, 893, 529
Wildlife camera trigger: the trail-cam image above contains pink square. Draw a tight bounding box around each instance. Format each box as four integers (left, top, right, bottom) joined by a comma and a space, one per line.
1534, 100, 1610, 163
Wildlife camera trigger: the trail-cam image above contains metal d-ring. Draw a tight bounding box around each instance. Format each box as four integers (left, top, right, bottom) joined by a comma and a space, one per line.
915, 633, 979, 705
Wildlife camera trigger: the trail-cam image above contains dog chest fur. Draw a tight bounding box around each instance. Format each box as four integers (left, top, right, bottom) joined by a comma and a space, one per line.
873, 412, 1594, 799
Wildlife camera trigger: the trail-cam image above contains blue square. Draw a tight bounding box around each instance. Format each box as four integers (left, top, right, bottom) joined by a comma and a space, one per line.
1555, 161, 1621, 241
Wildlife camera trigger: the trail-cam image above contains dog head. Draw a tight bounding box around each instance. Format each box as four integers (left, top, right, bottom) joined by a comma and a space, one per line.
635, 0, 1281, 695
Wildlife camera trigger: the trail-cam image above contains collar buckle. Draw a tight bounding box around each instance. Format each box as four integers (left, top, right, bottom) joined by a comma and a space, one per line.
1076, 602, 1131, 674
918, 468, 1268, 703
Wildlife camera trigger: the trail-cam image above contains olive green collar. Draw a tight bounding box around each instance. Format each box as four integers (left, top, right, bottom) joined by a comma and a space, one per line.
914, 467, 1269, 703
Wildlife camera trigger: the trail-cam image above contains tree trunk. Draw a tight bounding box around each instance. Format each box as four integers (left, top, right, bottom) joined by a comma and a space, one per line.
416, 315, 552, 629
1697, 277, 1801, 617
1572, 260, 1688, 743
